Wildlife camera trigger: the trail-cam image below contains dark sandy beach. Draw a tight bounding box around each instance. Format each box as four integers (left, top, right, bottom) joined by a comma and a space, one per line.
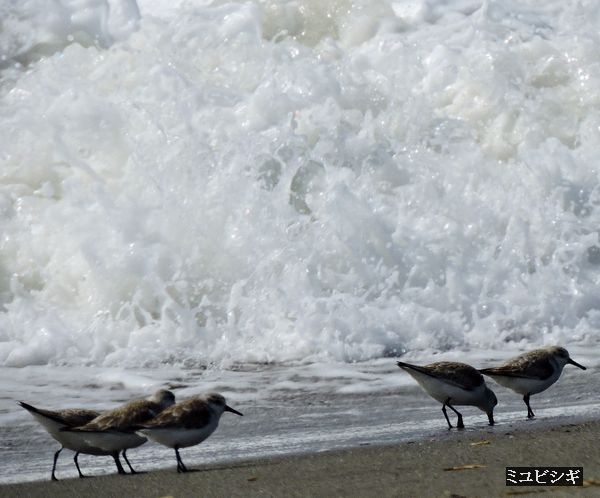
2, 419, 599, 498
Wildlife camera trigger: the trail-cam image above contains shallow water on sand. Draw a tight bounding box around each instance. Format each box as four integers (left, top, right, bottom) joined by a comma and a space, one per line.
1, 348, 596, 484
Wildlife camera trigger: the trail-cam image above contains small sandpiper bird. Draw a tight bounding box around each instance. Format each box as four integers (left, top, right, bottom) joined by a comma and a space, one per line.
397, 361, 497, 429
136, 393, 243, 473
18, 402, 125, 480
479, 346, 586, 419
63, 389, 175, 473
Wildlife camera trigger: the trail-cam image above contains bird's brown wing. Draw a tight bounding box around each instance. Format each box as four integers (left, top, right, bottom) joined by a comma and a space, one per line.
143, 398, 212, 430
480, 354, 554, 380
18, 402, 100, 427
77, 400, 160, 431
398, 361, 484, 391
57, 408, 102, 427
426, 362, 485, 390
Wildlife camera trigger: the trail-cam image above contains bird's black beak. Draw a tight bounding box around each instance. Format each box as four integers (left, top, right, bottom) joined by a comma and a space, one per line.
568, 358, 586, 370
225, 405, 243, 416
487, 412, 495, 426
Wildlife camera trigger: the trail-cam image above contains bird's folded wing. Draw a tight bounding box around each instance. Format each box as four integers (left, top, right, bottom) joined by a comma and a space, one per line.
142, 401, 212, 430
480, 357, 554, 380
398, 361, 483, 390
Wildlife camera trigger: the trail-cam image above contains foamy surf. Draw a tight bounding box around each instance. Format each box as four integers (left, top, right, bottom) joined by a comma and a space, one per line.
1, 0, 599, 369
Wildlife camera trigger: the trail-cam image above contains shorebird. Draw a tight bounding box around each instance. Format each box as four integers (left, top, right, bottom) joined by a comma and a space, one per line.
397, 361, 497, 429
479, 346, 586, 419
63, 389, 176, 473
18, 401, 125, 480
136, 393, 243, 473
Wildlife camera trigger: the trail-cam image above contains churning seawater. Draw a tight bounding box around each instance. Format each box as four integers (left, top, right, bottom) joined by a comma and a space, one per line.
1, 0, 600, 482
2, 0, 600, 367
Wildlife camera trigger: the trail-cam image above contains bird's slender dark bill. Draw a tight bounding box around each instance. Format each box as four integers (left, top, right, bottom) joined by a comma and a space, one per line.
225, 405, 243, 416
568, 358, 586, 370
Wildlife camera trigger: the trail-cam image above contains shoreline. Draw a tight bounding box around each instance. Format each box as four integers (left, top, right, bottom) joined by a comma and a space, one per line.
2, 356, 597, 485
3, 419, 599, 497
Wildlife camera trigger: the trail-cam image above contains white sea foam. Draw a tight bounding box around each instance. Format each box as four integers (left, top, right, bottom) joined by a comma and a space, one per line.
0, 0, 140, 66
1, 0, 600, 368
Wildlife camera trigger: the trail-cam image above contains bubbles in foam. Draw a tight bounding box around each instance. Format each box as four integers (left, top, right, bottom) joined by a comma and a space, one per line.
0, 0, 140, 68
254, 0, 401, 47
1, 0, 600, 368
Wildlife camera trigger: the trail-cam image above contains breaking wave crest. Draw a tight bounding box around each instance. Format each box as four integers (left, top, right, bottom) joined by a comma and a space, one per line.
1, 0, 600, 367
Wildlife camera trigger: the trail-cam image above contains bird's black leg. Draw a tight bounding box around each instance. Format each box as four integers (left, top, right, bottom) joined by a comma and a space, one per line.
51, 447, 63, 481
113, 453, 127, 475
121, 450, 137, 474
447, 402, 465, 429
73, 452, 87, 478
441, 401, 453, 429
175, 447, 188, 473
524, 393, 535, 419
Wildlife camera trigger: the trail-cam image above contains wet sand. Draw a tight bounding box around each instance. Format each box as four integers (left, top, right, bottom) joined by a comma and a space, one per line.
2, 419, 599, 497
